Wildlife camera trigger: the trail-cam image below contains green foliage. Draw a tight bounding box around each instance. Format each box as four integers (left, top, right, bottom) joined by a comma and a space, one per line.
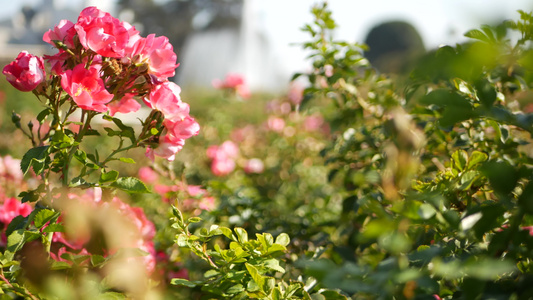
171, 207, 347, 299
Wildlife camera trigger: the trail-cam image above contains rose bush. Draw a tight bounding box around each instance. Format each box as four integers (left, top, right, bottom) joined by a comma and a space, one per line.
1, 2, 533, 299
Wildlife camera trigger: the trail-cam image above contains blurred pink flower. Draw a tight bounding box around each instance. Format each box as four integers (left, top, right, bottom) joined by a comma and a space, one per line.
207, 141, 239, 176
2, 51, 45, 92
138, 167, 159, 184
244, 158, 264, 174
211, 157, 236, 177
288, 83, 304, 105
324, 64, 334, 77
0, 155, 23, 182
61, 64, 113, 112
212, 73, 250, 99
303, 115, 325, 132
75, 6, 129, 58
266, 116, 285, 133
0, 197, 32, 225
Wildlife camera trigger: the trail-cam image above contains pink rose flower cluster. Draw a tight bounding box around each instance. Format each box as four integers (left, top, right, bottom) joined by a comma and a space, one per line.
2, 6, 199, 161
212, 73, 251, 99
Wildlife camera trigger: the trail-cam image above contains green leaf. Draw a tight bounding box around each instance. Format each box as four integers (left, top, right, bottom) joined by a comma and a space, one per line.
245, 263, 265, 292
170, 278, 197, 288
110, 177, 150, 193
34, 209, 59, 229
5, 215, 27, 237
5, 229, 25, 261
118, 157, 136, 164
451, 150, 468, 172
275, 233, 290, 247
20, 146, 49, 175
227, 284, 245, 294
464, 29, 492, 43
43, 223, 64, 233
419, 90, 475, 127
263, 258, 285, 273
467, 151, 488, 170
480, 161, 519, 196
474, 78, 496, 107
99, 170, 119, 184
464, 257, 515, 280
235, 227, 248, 243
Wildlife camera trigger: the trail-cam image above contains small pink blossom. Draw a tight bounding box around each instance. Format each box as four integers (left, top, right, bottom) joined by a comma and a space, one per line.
207, 141, 239, 176
61, 64, 114, 112
0, 156, 23, 182
212, 73, 250, 99
211, 158, 236, 177
244, 158, 264, 174
43, 19, 76, 49
2, 51, 45, 92
138, 167, 159, 184
107, 94, 141, 116
303, 115, 325, 132
75, 7, 129, 58
266, 116, 285, 133
0, 198, 32, 225
288, 83, 304, 105
145, 81, 190, 121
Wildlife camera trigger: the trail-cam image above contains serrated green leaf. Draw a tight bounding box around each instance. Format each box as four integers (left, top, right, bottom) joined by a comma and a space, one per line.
20, 146, 49, 175
99, 170, 119, 184
43, 223, 64, 233
467, 151, 488, 169
34, 209, 59, 229
110, 177, 150, 193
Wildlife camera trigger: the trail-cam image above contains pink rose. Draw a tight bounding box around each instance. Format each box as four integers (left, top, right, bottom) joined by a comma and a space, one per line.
75, 6, 129, 58
0, 197, 32, 225
107, 94, 141, 116
2, 51, 45, 92
43, 19, 76, 49
61, 64, 114, 112
164, 116, 200, 142
244, 158, 264, 174
127, 34, 178, 80
146, 136, 185, 161
145, 81, 190, 122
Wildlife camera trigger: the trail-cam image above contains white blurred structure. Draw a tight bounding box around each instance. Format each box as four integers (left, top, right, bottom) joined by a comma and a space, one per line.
177, 0, 287, 92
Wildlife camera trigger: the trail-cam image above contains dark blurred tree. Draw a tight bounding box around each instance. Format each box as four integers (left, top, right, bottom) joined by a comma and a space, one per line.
364, 21, 425, 73
117, 0, 243, 64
